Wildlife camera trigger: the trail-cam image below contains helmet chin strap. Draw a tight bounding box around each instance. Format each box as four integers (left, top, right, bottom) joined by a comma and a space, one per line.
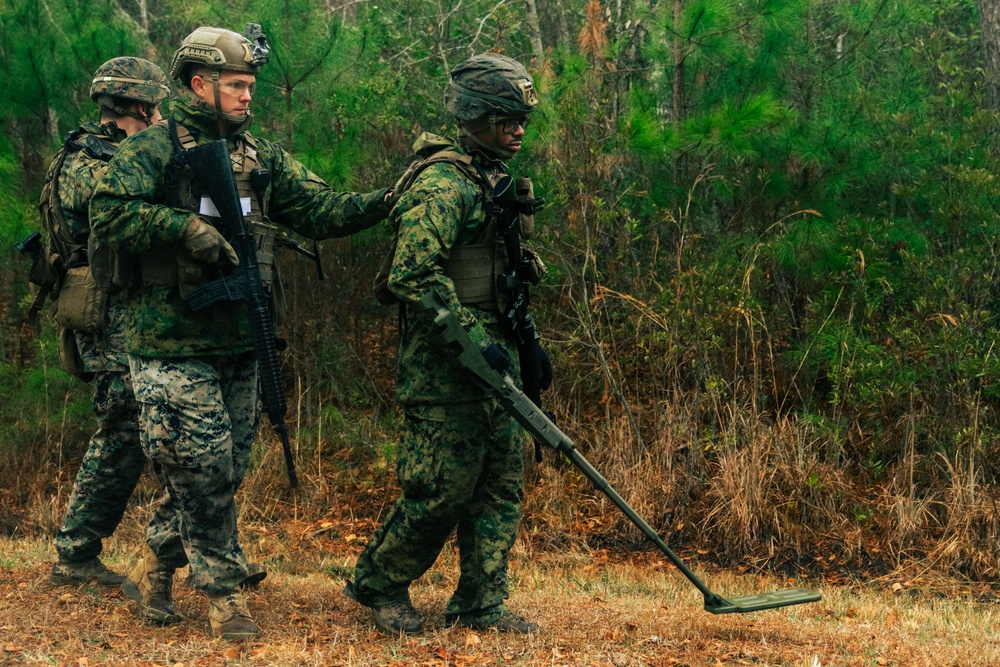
210, 70, 250, 126
459, 114, 515, 160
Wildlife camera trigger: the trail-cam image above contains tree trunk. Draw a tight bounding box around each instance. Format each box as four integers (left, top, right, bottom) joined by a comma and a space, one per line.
980, 0, 1000, 111
554, 0, 571, 49
522, 0, 545, 65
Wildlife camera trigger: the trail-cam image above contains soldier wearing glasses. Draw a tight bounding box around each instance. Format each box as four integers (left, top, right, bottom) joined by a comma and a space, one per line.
344, 53, 549, 636
90, 24, 392, 639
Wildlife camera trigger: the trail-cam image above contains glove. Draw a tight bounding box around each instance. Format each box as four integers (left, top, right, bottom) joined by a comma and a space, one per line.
183, 217, 239, 266
481, 343, 511, 375
535, 341, 553, 391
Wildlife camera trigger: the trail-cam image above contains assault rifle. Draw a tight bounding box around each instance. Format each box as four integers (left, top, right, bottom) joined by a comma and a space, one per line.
492, 175, 547, 461
418, 289, 822, 614
181, 140, 298, 488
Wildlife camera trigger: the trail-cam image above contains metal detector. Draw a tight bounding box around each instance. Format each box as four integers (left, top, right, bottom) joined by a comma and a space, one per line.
420, 291, 822, 614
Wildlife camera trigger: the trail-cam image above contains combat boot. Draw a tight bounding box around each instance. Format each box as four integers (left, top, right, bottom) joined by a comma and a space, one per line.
50, 557, 126, 587
207, 589, 261, 640
121, 551, 180, 625
371, 600, 423, 634
449, 610, 540, 634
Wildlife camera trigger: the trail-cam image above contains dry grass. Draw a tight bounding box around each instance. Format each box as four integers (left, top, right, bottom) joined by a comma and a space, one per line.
4, 507, 1000, 666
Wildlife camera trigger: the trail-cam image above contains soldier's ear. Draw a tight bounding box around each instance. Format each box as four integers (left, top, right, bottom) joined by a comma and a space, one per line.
190, 74, 208, 98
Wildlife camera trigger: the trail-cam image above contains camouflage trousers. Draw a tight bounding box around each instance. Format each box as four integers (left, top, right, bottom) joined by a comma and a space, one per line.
129, 354, 259, 593
347, 400, 524, 623
54, 368, 144, 563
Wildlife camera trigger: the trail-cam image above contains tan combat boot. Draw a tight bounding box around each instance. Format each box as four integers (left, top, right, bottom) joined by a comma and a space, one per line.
207, 589, 261, 640
120, 551, 180, 625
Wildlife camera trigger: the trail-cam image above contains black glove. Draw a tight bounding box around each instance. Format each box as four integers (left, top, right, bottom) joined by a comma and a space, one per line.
481, 343, 511, 375
535, 341, 553, 391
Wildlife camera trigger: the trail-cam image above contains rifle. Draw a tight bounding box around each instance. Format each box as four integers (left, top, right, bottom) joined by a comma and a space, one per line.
492, 175, 547, 461
418, 290, 822, 614
16, 231, 59, 327
180, 140, 298, 488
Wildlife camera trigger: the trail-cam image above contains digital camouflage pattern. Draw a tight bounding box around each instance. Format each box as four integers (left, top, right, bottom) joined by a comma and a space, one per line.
90, 57, 170, 107
347, 135, 530, 627
51, 121, 144, 565
345, 400, 524, 624
55, 121, 126, 251
54, 366, 143, 563
129, 354, 259, 593
90, 89, 392, 358
444, 53, 538, 122
386, 140, 514, 405
91, 79, 390, 602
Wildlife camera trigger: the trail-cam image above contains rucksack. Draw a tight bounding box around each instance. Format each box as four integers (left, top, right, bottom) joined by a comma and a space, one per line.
34, 129, 118, 332
373, 133, 500, 305
38, 130, 117, 278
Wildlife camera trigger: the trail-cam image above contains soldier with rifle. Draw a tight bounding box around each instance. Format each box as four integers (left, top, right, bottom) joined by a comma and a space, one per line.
343, 53, 551, 635
90, 24, 393, 640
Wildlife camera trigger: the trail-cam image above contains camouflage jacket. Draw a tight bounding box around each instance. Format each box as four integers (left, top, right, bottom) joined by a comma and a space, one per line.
388, 140, 519, 407
50, 120, 130, 372
90, 92, 392, 358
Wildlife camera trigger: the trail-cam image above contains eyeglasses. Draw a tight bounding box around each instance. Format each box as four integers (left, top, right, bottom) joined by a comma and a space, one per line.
217, 80, 256, 96
498, 116, 531, 134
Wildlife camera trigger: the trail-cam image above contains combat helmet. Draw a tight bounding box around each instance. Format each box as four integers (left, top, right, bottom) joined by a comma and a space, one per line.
90, 57, 169, 121
445, 53, 538, 158
169, 23, 269, 124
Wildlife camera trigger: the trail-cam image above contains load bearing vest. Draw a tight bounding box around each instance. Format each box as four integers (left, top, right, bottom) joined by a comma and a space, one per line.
139, 121, 279, 294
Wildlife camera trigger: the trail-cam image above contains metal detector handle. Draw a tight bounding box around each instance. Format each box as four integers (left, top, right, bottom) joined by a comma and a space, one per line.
417, 291, 719, 602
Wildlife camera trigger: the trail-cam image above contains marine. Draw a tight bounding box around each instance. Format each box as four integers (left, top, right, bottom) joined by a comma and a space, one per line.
343, 52, 551, 635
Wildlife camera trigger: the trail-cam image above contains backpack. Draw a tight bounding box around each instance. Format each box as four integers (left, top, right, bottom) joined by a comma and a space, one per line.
35, 130, 118, 333
38, 130, 117, 278
373, 133, 499, 305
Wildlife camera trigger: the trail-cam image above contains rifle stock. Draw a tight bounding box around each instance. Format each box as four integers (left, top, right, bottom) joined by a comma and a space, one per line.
417, 290, 821, 614
183, 140, 298, 488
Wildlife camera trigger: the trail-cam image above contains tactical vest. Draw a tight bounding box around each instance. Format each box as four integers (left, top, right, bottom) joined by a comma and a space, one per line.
375, 134, 527, 311
140, 120, 282, 311
36, 128, 120, 332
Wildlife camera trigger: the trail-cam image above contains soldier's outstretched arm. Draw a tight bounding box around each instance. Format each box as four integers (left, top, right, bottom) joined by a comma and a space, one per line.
262, 140, 392, 240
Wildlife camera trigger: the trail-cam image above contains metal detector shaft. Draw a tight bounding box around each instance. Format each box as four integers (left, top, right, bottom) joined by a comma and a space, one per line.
418, 291, 821, 614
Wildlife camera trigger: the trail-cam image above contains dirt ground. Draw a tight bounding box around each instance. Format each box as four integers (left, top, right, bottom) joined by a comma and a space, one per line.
3, 523, 1000, 667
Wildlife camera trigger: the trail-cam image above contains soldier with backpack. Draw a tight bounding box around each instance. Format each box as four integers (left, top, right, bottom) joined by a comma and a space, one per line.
44, 57, 169, 588
343, 53, 551, 635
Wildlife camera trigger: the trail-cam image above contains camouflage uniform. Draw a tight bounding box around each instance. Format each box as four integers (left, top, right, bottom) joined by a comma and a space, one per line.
345, 139, 527, 626
51, 120, 145, 567
90, 89, 392, 594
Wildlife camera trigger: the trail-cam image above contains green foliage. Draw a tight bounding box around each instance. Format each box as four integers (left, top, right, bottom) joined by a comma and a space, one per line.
5, 0, 1000, 568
